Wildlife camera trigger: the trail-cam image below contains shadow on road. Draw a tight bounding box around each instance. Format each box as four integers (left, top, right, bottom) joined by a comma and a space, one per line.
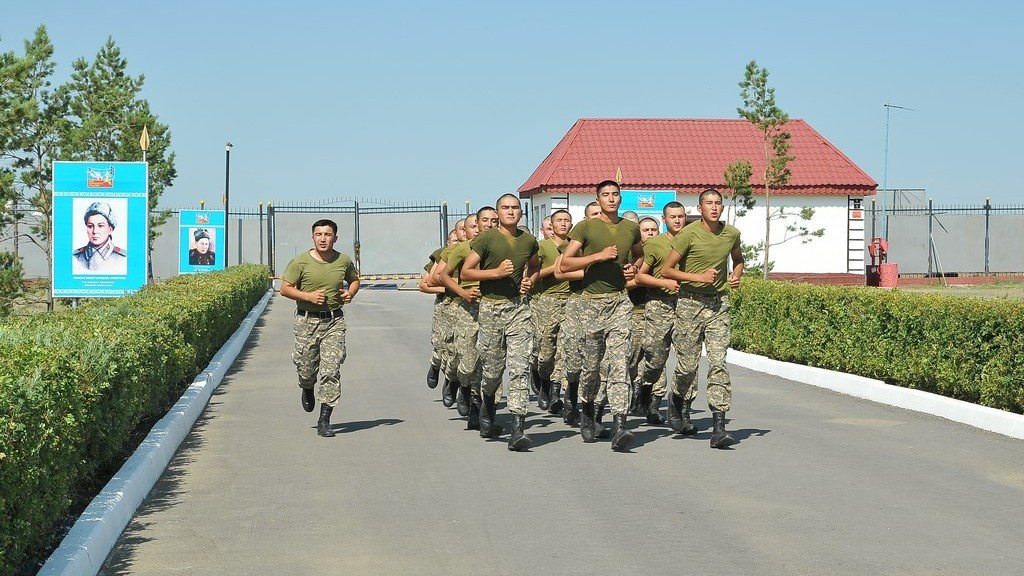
322, 418, 404, 433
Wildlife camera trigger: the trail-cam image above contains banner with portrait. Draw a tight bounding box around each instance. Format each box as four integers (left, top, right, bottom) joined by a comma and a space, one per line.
51, 161, 149, 298
178, 210, 225, 274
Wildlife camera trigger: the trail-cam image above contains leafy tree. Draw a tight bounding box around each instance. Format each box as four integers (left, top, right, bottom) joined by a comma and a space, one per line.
723, 160, 754, 226
60, 37, 176, 283
738, 60, 795, 277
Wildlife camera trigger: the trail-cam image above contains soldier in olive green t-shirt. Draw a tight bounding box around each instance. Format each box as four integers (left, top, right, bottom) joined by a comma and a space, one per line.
661, 189, 744, 449
280, 219, 360, 438
461, 194, 539, 452
560, 181, 644, 451
530, 209, 573, 416
419, 242, 450, 391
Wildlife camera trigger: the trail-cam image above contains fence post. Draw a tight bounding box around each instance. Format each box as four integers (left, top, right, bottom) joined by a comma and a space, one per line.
441, 202, 449, 245
353, 201, 361, 272
267, 203, 275, 278
258, 202, 264, 265
984, 197, 991, 274
870, 198, 877, 240
927, 198, 934, 277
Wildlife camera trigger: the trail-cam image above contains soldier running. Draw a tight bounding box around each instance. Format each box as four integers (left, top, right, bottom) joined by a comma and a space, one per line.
461, 194, 540, 451
661, 189, 744, 449
280, 219, 360, 438
531, 209, 573, 415
560, 181, 644, 451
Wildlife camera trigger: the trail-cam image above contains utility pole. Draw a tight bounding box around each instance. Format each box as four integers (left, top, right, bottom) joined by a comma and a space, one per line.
881, 103, 912, 240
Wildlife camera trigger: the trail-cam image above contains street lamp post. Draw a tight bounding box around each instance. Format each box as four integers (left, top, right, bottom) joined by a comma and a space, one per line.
224, 142, 233, 266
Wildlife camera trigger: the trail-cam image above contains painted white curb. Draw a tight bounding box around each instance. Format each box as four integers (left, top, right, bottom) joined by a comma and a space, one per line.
38, 290, 274, 576
728, 348, 1024, 440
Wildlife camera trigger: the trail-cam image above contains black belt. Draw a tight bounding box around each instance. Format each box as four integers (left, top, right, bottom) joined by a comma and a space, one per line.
297, 307, 344, 319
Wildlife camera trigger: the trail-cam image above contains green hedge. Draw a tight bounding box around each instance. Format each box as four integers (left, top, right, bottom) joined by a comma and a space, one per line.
730, 279, 1024, 414
0, 265, 268, 575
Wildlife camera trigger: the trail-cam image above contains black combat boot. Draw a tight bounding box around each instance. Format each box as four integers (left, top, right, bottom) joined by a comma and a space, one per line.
301, 387, 315, 412
611, 414, 634, 452
635, 385, 652, 417
668, 392, 697, 435
537, 372, 550, 410
427, 364, 440, 389
562, 380, 580, 425
455, 384, 470, 416
594, 400, 610, 439
530, 368, 541, 395
548, 380, 564, 414
466, 395, 481, 430
508, 415, 531, 451
441, 377, 456, 408
317, 405, 335, 437
710, 411, 736, 449
646, 393, 664, 426
579, 401, 597, 443
479, 394, 502, 438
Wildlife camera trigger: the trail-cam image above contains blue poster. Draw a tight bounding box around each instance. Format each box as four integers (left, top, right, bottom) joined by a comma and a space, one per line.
52, 162, 149, 298
620, 190, 677, 231
179, 210, 225, 274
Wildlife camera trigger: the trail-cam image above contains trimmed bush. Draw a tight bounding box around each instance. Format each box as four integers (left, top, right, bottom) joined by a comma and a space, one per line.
731, 279, 1024, 414
0, 264, 268, 575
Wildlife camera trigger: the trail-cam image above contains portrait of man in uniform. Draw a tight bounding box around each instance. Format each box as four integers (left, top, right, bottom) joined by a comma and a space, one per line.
189, 228, 216, 266
72, 200, 128, 275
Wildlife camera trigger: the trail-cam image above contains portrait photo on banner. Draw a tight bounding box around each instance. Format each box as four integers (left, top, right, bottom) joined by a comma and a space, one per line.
188, 227, 217, 266
71, 197, 129, 276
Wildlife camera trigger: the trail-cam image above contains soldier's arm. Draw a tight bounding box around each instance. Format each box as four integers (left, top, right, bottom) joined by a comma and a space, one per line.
560, 240, 614, 273
460, 250, 504, 282
554, 254, 584, 281
729, 244, 745, 288
281, 280, 324, 305
341, 278, 360, 302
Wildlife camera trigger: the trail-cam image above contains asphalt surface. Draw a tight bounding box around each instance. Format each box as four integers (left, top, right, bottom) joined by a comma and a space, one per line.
100, 290, 1024, 576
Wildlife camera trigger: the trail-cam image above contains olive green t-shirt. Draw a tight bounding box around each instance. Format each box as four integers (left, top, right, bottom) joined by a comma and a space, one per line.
566, 217, 641, 294
470, 227, 539, 301
437, 244, 458, 298
643, 233, 678, 297
423, 246, 445, 273
446, 241, 479, 290
536, 239, 570, 297
283, 250, 359, 312
670, 220, 741, 295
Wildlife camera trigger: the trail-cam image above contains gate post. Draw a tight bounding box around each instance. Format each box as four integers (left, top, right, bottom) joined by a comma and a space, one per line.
984, 197, 991, 274
441, 202, 449, 245
258, 202, 264, 265
353, 201, 361, 272
267, 203, 275, 278
927, 198, 934, 277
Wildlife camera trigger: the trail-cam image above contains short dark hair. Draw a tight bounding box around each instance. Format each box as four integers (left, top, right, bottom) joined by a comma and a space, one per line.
551, 209, 571, 219
585, 201, 599, 211
312, 219, 337, 234
662, 201, 684, 216
476, 206, 496, 219
455, 218, 466, 227
699, 188, 723, 203
495, 193, 521, 208
595, 180, 620, 194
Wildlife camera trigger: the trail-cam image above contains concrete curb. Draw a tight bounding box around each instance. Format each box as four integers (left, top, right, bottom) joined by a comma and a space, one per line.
38, 290, 274, 576
728, 348, 1024, 440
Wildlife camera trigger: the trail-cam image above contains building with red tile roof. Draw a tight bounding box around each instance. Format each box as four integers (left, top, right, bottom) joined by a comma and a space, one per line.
518, 118, 877, 275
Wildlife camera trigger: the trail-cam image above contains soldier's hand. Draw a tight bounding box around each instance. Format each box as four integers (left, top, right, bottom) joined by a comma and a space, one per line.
697, 268, 717, 284
308, 289, 326, 305
663, 279, 680, 293
600, 245, 618, 262
729, 273, 742, 289
340, 289, 353, 303
622, 262, 637, 281
495, 259, 514, 278
464, 287, 481, 302
520, 271, 533, 294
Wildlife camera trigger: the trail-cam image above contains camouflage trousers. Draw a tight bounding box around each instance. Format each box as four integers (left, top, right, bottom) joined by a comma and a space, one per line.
672, 292, 732, 412
559, 293, 584, 384
531, 295, 567, 383
578, 292, 632, 416
477, 296, 533, 416
429, 295, 445, 369
438, 298, 458, 380
639, 296, 676, 397
293, 313, 347, 408
450, 298, 482, 391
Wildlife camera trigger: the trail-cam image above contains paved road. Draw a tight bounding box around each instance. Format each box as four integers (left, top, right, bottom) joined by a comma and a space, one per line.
101, 290, 1024, 576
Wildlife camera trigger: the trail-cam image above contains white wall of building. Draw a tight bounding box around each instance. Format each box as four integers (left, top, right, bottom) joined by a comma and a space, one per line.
528, 192, 866, 274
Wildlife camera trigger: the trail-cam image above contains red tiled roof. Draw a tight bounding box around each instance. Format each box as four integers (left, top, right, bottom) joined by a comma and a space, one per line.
518, 118, 877, 197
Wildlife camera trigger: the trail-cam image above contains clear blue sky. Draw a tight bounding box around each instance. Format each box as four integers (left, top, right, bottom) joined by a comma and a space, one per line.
3, 0, 1021, 209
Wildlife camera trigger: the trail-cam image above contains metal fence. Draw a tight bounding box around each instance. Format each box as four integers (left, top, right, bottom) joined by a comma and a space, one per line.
865, 199, 1024, 275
